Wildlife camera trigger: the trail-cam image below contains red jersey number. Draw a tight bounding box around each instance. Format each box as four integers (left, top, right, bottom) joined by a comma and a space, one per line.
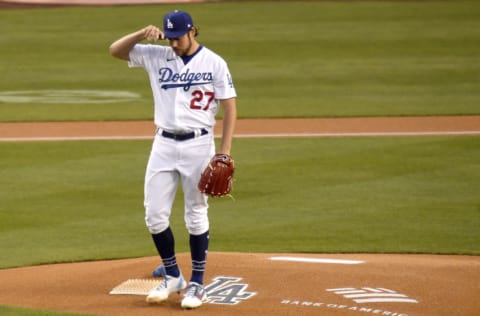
190, 90, 215, 111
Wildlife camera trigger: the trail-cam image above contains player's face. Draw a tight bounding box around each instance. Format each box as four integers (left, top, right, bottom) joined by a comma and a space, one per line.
168, 31, 195, 57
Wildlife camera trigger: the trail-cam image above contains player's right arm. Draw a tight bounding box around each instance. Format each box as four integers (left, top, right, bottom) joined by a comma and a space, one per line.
109, 25, 164, 61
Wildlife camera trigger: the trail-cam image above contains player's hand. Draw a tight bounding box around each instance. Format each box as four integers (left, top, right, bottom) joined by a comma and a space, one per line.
143, 25, 164, 42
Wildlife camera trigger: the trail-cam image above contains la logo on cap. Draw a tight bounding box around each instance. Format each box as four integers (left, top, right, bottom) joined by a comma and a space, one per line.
163, 10, 194, 39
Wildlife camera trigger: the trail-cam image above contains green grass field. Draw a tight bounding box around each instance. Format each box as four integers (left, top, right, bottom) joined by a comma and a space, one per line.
1, 1, 480, 315
1, 137, 479, 270
0, 1, 479, 121
0, 306, 92, 316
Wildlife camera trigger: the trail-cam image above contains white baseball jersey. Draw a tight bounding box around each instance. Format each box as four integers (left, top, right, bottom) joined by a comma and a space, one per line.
128, 44, 236, 132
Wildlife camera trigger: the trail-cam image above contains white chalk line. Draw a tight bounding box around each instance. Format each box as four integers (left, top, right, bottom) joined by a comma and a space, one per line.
1, 130, 479, 142
235, 131, 480, 138
270, 256, 364, 265
0, 136, 153, 142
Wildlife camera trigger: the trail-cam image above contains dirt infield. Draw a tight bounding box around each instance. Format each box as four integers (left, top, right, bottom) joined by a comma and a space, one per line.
0, 116, 479, 316
0, 0, 205, 9
0, 252, 479, 316
1, 116, 480, 141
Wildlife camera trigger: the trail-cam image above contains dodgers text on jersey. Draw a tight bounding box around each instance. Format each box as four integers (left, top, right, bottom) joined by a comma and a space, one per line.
159, 67, 213, 91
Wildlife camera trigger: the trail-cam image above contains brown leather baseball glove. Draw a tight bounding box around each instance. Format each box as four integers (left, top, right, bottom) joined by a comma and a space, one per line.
198, 153, 235, 197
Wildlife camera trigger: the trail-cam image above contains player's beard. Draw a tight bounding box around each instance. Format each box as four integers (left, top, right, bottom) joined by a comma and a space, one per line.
173, 34, 194, 57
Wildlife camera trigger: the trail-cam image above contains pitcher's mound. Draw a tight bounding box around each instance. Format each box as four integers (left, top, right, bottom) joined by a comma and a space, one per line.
0, 252, 478, 316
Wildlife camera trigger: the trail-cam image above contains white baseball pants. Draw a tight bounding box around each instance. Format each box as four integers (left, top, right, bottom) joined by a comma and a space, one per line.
144, 132, 215, 235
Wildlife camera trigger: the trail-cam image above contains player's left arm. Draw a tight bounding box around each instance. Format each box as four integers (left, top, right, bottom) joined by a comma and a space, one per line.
218, 97, 237, 156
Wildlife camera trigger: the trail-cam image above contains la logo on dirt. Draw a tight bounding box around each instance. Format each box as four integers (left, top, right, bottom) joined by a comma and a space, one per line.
110, 275, 256, 305
204, 276, 256, 305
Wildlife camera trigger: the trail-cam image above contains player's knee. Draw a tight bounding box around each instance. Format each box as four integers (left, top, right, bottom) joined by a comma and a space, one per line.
186, 222, 209, 235
184, 204, 209, 235
185, 213, 209, 235
145, 210, 170, 234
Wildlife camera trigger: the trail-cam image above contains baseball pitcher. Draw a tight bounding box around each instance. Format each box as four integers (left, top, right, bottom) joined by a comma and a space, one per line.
109, 10, 237, 309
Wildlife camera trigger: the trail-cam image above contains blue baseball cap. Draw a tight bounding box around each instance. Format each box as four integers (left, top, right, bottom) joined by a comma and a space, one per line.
163, 10, 194, 39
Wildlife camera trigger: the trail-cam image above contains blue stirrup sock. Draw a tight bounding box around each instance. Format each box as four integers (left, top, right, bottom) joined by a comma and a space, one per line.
151, 227, 180, 278
189, 230, 210, 285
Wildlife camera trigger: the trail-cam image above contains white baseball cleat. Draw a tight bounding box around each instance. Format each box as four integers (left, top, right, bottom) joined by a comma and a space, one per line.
146, 273, 187, 303
181, 282, 208, 309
